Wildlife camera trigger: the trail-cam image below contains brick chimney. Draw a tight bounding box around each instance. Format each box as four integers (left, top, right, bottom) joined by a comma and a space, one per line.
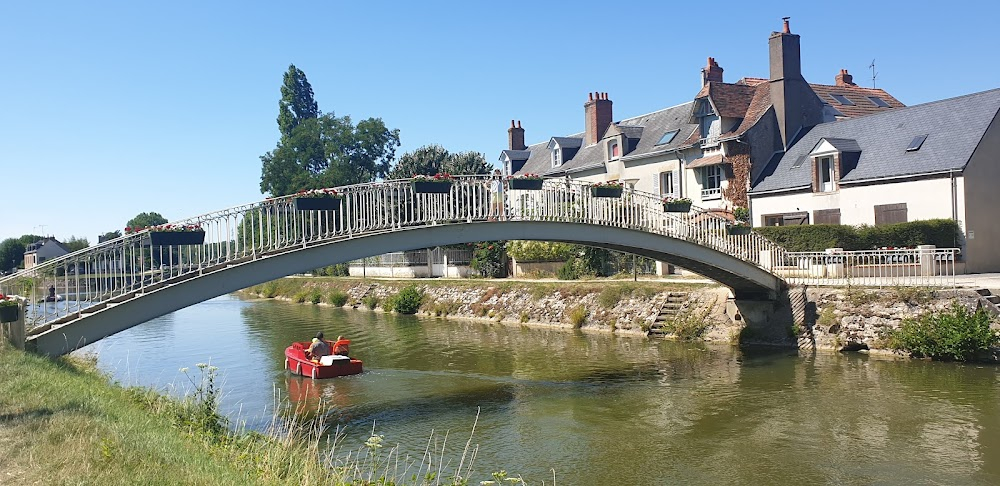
701, 57, 724, 86
584, 92, 612, 146
768, 17, 825, 150
835, 69, 856, 87
507, 120, 525, 150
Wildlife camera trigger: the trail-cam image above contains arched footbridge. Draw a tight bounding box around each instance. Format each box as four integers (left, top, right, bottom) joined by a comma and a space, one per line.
0, 176, 791, 356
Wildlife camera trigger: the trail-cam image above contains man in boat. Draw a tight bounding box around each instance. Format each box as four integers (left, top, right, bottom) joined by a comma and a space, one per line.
332, 335, 350, 357
307, 331, 331, 361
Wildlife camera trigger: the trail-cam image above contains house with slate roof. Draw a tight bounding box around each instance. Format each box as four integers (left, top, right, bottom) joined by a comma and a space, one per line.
750, 88, 1000, 272
500, 19, 903, 216
23, 238, 71, 270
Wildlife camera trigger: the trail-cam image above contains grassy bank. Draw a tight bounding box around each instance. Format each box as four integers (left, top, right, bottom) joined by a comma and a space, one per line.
0, 343, 339, 485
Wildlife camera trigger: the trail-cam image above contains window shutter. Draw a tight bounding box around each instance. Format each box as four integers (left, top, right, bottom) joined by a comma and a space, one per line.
652, 172, 660, 194
813, 208, 841, 225
874, 203, 907, 225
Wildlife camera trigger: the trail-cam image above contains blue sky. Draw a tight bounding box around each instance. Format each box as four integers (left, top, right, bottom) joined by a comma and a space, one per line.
3, 1, 999, 244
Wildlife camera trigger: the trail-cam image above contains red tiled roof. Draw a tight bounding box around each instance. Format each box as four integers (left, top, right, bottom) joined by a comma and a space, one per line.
810, 84, 905, 117
698, 82, 756, 118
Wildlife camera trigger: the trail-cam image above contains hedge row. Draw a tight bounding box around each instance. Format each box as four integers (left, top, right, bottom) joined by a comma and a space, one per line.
755, 219, 962, 252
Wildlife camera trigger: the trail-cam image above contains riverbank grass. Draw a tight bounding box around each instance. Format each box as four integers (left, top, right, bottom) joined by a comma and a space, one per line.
0, 343, 335, 484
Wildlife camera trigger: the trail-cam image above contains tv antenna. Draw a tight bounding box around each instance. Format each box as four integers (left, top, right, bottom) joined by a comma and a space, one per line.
869, 59, 878, 88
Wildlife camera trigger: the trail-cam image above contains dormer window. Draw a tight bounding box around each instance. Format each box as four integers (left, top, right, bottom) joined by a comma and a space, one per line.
608, 140, 620, 160
813, 155, 838, 192
695, 99, 716, 139
551, 148, 561, 168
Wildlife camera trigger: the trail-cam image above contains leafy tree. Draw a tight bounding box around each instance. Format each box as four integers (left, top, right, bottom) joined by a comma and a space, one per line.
127, 212, 168, 231
387, 144, 449, 179
62, 236, 89, 253
0, 238, 25, 273
260, 66, 400, 197
98, 230, 122, 243
387, 146, 492, 179
277, 64, 319, 141
470, 241, 507, 278
443, 151, 492, 175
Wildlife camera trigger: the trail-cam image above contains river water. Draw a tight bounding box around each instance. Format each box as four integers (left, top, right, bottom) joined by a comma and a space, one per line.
82, 294, 1000, 485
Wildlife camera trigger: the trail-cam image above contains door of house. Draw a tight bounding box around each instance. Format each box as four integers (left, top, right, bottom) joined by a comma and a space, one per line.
430, 247, 446, 277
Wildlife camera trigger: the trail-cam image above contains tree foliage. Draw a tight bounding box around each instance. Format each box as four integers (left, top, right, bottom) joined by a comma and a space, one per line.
260, 66, 401, 197
127, 212, 168, 231
98, 230, 122, 243
0, 238, 25, 273
63, 236, 89, 253
470, 241, 507, 278
387, 145, 492, 179
277, 64, 319, 141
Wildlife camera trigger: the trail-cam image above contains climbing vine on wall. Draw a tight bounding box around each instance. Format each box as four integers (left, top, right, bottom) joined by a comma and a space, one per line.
722, 142, 750, 208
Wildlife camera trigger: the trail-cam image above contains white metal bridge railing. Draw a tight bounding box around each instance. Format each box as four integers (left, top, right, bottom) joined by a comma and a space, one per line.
776, 248, 959, 288
0, 175, 785, 331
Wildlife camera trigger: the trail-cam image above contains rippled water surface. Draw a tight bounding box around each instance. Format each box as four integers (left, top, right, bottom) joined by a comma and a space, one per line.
83, 294, 1000, 485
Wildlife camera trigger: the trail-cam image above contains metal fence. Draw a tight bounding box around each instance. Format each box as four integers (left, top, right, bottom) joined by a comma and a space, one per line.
776, 247, 959, 288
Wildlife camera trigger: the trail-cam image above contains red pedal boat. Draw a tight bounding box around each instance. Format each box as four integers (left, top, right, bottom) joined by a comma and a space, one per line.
284, 341, 363, 379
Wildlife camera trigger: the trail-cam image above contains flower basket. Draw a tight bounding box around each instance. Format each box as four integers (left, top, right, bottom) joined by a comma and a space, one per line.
663, 201, 692, 213
726, 225, 752, 236
508, 179, 543, 190
0, 303, 18, 323
150, 230, 206, 246
294, 196, 341, 211
590, 186, 623, 198
412, 181, 453, 194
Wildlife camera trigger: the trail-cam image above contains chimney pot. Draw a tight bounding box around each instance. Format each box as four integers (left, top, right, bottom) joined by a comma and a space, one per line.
701, 56, 724, 85
782, 17, 791, 34
835, 69, 855, 87
517, 120, 521, 128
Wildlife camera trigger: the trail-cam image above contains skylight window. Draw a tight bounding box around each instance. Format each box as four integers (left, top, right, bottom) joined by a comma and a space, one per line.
655, 129, 679, 146
830, 94, 855, 106
791, 155, 807, 169
906, 135, 928, 152
868, 96, 891, 108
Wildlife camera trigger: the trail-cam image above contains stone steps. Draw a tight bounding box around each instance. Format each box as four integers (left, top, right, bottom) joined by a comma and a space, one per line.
974, 288, 1000, 317
648, 292, 688, 336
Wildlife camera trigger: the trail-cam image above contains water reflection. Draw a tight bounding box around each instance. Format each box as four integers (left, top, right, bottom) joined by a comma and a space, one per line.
83, 294, 1000, 485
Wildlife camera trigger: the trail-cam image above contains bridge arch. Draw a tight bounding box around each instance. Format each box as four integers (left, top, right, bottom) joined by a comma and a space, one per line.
1, 176, 789, 356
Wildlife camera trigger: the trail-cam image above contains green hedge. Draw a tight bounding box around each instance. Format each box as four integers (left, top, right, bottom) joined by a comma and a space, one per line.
755, 219, 961, 251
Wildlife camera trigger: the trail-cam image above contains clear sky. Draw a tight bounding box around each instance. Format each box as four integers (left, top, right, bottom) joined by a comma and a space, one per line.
3, 1, 999, 244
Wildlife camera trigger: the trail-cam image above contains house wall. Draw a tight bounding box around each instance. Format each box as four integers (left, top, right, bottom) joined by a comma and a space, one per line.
961, 112, 1000, 273
622, 152, 683, 195
751, 176, 964, 229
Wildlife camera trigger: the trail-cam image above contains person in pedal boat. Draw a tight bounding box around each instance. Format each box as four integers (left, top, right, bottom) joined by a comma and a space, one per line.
307, 331, 331, 361
332, 335, 350, 356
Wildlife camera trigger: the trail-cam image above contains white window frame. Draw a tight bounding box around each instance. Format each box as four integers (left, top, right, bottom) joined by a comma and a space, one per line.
819, 156, 835, 192
701, 165, 723, 199
659, 171, 675, 197
551, 148, 561, 168
608, 140, 620, 160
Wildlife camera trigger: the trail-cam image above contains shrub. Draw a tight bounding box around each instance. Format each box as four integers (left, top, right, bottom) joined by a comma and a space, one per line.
261, 281, 279, 298
661, 308, 709, 340
557, 257, 580, 280
470, 241, 507, 278
566, 305, 588, 328
430, 300, 460, 317
506, 241, 577, 262
362, 295, 379, 310
888, 303, 999, 361
598, 286, 625, 308
387, 285, 422, 314
292, 291, 309, 303
309, 289, 322, 304
755, 219, 961, 251
328, 290, 348, 307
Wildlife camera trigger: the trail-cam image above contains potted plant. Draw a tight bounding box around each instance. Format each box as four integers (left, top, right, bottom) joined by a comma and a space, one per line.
127, 224, 207, 246
0, 294, 19, 323
662, 196, 692, 213
293, 188, 343, 211
507, 173, 544, 190
727, 220, 752, 236
412, 173, 455, 194
590, 181, 624, 198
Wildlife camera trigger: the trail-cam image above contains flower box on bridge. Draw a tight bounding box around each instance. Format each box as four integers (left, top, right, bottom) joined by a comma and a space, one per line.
508, 179, 543, 190
149, 230, 206, 247
726, 225, 751, 236
294, 196, 342, 211
663, 201, 692, 213
0, 304, 19, 323
412, 181, 453, 194
590, 186, 623, 198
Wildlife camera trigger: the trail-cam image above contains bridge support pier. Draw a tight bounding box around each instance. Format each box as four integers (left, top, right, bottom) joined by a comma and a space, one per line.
729, 289, 798, 345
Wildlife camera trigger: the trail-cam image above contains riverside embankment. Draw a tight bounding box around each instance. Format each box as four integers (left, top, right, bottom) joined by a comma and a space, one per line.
241, 276, 993, 355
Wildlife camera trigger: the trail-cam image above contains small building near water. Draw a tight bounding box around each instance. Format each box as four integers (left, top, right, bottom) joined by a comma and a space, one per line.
23, 238, 71, 270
